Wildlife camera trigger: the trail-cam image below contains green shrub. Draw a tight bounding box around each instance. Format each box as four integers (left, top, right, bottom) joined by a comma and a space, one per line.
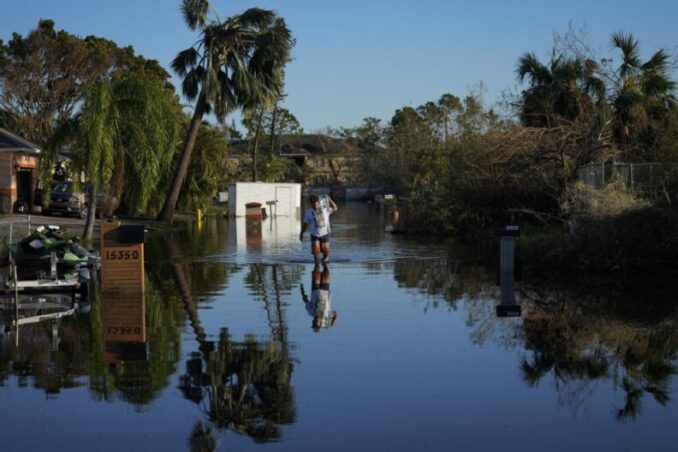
522, 182, 678, 274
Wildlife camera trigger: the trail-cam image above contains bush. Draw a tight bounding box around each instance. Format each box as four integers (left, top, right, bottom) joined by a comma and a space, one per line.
562, 180, 649, 222
522, 183, 678, 274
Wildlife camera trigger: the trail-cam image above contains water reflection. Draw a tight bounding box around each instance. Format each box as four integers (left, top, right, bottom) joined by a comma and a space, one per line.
394, 254, 678, 422
179, 329, 295, 443
3, 205, 678, 450
520, 297, 678, 423
0, 274, 180, 405
301, 265, 338, 331
0, 293, 81, 394
161, 233, 298, 443
244, 264, 302, 343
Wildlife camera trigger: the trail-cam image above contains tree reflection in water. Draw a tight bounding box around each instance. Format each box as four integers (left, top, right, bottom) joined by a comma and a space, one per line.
521, 301, 678, 422
161, 234, 297, 443
0, 275, 181, 407
392, 256, 678, 422
180, 330, 295, 442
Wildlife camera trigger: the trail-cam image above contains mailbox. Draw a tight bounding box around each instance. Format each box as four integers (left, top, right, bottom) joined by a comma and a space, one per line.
118, 225, 146, 244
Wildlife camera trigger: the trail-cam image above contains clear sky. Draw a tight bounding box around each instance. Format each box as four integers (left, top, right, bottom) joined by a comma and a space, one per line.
2, 0, 677, 131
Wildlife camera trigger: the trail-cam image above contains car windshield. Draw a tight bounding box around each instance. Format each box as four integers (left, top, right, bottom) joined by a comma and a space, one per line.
52, 182, 73, 193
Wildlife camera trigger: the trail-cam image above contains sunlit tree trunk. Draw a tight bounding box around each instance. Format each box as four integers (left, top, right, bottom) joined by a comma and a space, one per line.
159, 92, 206, 221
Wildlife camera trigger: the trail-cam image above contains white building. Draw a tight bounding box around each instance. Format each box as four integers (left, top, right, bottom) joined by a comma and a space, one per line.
227, 182, 302, 218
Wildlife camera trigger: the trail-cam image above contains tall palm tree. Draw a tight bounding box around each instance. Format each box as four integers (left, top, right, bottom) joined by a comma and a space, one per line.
608, 32, 676, 157
158, 0, 293, 221
516, 51, 606, 128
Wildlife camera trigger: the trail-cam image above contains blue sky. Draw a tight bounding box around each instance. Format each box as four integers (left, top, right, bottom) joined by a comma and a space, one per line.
2, 0, 677, 131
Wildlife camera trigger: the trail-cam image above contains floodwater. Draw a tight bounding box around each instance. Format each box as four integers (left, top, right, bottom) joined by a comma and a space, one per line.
1, 203, 678, 451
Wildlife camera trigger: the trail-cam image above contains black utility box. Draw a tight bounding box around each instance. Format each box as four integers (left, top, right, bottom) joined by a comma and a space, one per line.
118, 225, 147, 244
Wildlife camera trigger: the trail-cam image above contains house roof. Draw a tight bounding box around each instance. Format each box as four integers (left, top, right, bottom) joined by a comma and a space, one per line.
0, 127, 41, 154
229, 134, 366, 157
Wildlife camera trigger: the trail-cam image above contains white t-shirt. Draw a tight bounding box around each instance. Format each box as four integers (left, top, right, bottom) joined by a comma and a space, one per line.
303, 206, 333, 237
306, 289, 335, 327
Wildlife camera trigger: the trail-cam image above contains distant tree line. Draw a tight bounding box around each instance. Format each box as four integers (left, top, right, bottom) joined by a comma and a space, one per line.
333, 31, 677, 239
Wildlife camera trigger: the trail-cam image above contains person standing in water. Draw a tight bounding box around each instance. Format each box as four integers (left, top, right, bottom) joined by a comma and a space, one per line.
300, 194, 338, 265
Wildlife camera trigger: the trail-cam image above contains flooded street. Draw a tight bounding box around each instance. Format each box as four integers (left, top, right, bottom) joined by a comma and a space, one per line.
2, 203, 678, 451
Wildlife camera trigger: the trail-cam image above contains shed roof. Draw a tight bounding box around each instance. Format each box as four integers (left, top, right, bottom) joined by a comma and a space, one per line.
0, 127, 41, 154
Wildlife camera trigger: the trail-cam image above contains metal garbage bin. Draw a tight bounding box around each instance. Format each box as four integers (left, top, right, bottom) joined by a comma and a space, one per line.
245, 202, 263, 220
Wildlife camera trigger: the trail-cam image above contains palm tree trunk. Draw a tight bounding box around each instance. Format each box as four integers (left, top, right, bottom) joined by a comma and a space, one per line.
269, 102, 278, 156
251, 107, 265, 182
158, 91, 207, 221
83, 181, 97, 243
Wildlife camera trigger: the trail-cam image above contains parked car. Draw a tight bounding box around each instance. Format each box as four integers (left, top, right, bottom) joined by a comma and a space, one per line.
43, 182, 85, 218
44, 181, 113, 219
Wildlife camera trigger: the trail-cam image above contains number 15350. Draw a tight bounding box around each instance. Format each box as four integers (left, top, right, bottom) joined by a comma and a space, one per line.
105, 250, 140, 260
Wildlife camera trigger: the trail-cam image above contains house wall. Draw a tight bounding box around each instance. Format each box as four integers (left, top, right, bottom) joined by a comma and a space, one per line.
0, 152, 40, 212
228, 182, 302, 218
0, 153, 15, 195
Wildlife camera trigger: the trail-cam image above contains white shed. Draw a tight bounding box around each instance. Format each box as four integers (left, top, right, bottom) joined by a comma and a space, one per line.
228, 182, 302, 217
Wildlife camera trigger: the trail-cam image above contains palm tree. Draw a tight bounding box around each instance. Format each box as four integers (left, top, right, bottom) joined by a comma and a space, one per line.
158, 0, 293, 221
516, 51, 606, 128
608, 32, 676, 158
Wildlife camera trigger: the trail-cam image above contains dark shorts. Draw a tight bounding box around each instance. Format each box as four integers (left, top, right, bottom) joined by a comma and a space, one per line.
310, 235, 329, 255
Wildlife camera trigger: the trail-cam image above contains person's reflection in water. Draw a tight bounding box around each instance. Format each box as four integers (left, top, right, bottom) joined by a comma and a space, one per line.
301, 264, 338, 331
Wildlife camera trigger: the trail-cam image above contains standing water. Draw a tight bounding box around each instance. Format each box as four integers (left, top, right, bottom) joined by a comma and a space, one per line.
1, 203, 677, 451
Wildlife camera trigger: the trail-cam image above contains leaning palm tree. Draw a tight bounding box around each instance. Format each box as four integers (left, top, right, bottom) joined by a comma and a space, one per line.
158, 0, 293, 221
608, 32, 676, 157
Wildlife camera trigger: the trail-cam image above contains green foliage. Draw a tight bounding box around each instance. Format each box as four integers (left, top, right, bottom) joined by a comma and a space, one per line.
0, 19, 174, 188
242, 105, 303, 141
522, 182, 678, 274
177, 122, 228, 211
259, 155, 291, 182
74, 76, 180, 217
160, 4, 294, 219
171, 8, 293, 121
360, 31, 676, 238
241, 102, 300, 181
115, 77, 181, 215
516, 50, 605, 128
74, 83, 117, 189
607, 32, 677, 159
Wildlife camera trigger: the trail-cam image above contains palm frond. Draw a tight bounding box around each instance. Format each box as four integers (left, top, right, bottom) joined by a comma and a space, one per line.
181, 0, 209, 31
611, 32, 641, 77
237, 8, 276, 29
182, 67, 204, 100
172, 47, 200, 77
641, 49, 670, 72
516, 53, 551, 85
